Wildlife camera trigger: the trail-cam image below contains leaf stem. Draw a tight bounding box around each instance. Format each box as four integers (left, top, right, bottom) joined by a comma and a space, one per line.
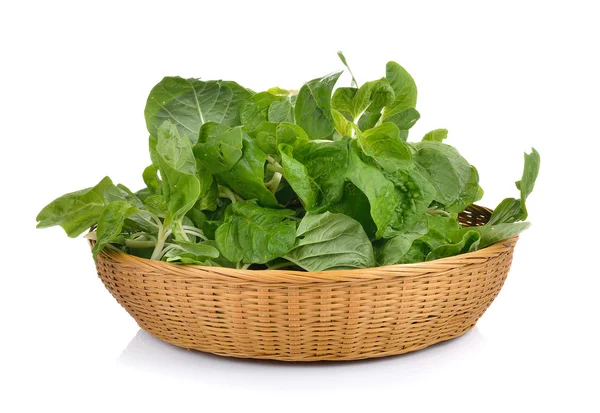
218, 185, 241, 204
125, 239, 156, 248
267, 260, 296, 270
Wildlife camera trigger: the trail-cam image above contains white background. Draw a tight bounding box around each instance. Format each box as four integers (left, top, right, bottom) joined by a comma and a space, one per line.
2, 0, 599, 411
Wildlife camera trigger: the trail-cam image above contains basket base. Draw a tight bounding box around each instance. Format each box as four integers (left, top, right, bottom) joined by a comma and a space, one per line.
136, 321, 479, 362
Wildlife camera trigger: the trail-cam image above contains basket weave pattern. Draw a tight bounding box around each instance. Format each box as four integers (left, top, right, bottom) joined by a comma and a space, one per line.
95, 205, 516, 361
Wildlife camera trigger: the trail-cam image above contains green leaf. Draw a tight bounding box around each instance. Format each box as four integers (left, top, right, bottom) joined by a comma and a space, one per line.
397, 239, 430, 264
488, 148, 540, 224
377, 216, 428, 265
279, 144, 318, 209
413, 141, 472, 205
345, 140, 399, 239
383, 107, 420, 133
419, 215, 461, 249
329, 183, 378, 239
332, 108, 354, 137
143, 194, 167, 216
193, 122, 244, 174
163, 241, 220, 264
285, 212, 375, 271
337, 51, 358, 88
426, 230, 481, 261
382, 61, 418, 120
155, 121, 201, 230
196, 168, 218, 211
357, 123, 412, 173
218, 135, 279, 207
294, 71, 342, 139
451, 222, 531, 249
268, 98, 294, 123
332, 80, 394, 123
215, 201, 297, 264
423, 129, 448, 142
293, 139, 350, 209
331, 87, 357, 120
36, 176, 114, 238
92, 201, 139, 258
156, 121, 196, 174
145, 77, 253, 144
142, 165, 161, 193
446, 166, 484, 214
241, 92, 284, 131
250, 122, 308, 156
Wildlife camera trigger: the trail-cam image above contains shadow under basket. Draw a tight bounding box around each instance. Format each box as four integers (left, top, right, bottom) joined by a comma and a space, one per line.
95, 205, 517, 362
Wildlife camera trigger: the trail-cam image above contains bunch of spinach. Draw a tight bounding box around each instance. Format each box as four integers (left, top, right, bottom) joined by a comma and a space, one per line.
36, 54, 540, 271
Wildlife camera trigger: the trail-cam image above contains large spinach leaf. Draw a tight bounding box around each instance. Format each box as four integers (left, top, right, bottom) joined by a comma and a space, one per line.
285, 212, 375, 271
294, 71, 342, 139
215, 201, 296, 264
145, 77, 253, 143
36, 176, 114, 237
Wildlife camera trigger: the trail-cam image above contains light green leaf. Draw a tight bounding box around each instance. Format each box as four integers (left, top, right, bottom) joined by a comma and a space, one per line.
383, 107, 420, 133
36, 176, 114, 238
423, 129, 448, 142
241, 92, 283, 131
382, 61, 418, 120
155, 121, 201, 230
268, 98, 294, 123
357, 123, 412, 173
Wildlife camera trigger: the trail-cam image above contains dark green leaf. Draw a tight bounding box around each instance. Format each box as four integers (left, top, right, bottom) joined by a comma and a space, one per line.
215, 201, 296, 264
285, 212, 375, 271
294, 71, 342, 139
383, 107, 420, 132
446, 166, 484, 214
155, 121, 201, 229
193, 122, 244, 174
377, 216, 428, 265
218, 135, 279, 207
145, 77, 253, 143
413, 141, 472, 205
92, 201, 139, 258
426, 230, 481, 261
345, 140, 399, 239
451, 222, 531, 249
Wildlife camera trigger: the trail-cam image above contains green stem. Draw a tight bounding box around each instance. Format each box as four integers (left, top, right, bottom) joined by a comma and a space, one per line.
125, 239, 156, 248
218, 185, 240, 204
267, 260, 296, 270
150, 219, 168, 260
265, 172, 282, 194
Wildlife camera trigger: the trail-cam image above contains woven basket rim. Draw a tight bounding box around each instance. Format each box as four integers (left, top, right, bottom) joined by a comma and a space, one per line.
93, 203, 519, 284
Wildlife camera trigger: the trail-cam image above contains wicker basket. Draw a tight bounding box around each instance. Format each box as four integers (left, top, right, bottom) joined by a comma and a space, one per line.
95, 205, 517, 361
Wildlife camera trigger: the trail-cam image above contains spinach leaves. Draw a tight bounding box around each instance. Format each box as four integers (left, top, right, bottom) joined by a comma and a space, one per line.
37, 54, 540, 270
